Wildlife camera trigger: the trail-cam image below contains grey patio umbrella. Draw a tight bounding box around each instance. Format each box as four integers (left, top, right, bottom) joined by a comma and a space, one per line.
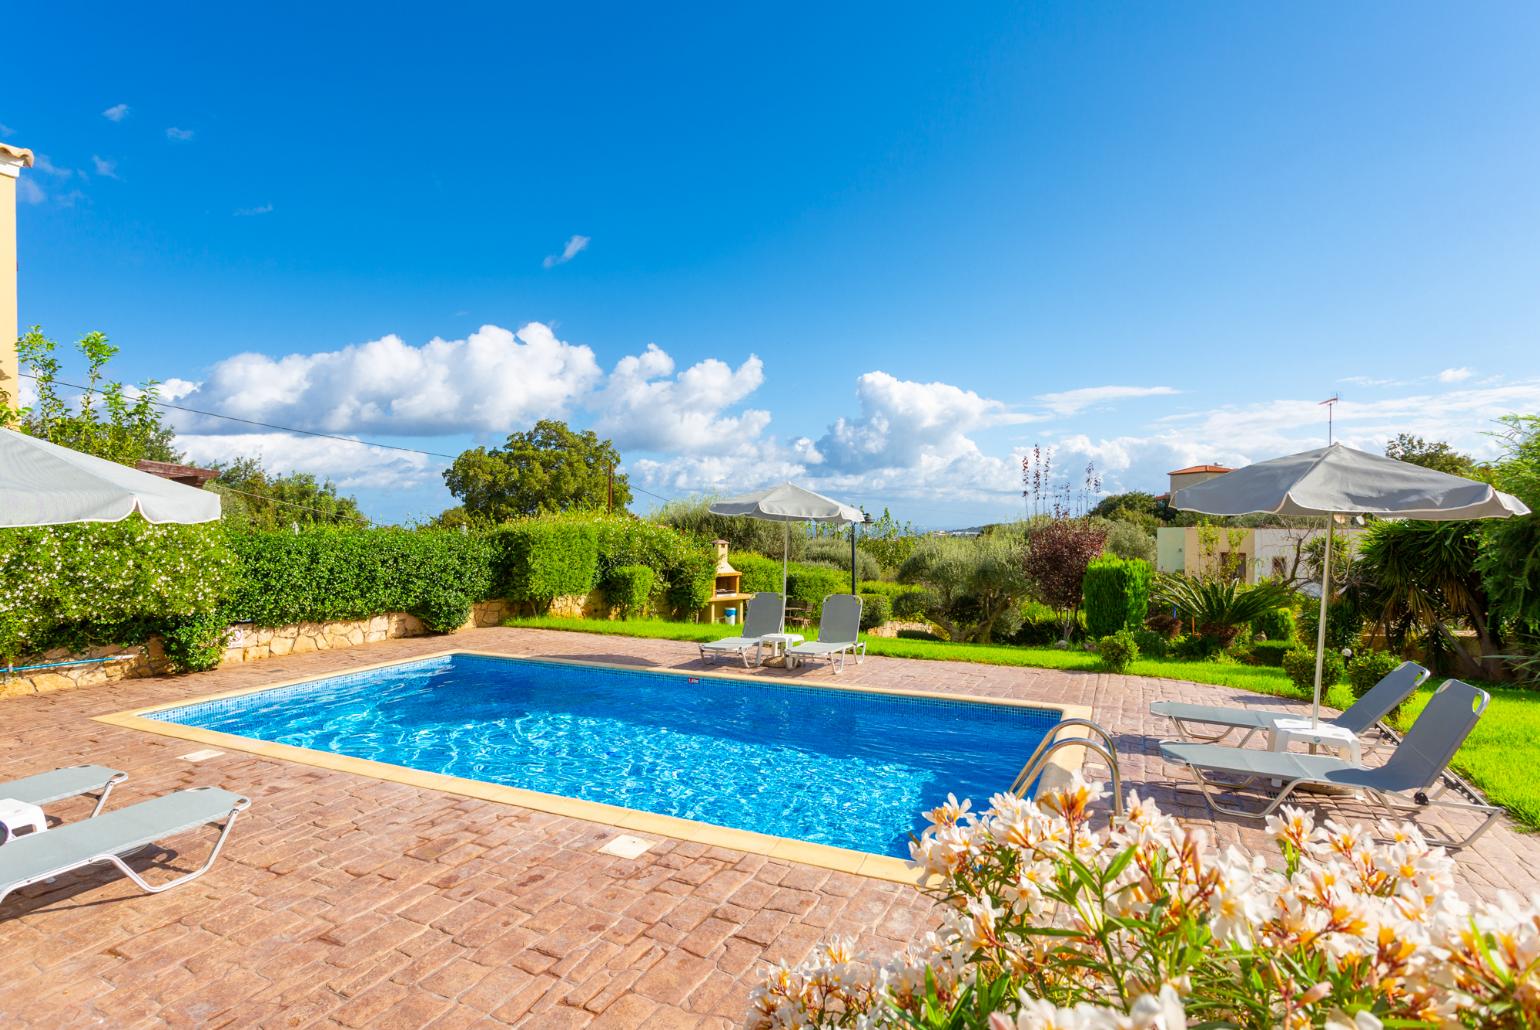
1172, 443, 1528, 726
0, 427, 222, 526
709, 482, 863, 631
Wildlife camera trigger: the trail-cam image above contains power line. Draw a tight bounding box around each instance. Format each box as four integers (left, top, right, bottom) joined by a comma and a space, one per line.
26, 371, 675, 507
211, 482, 371, 525
21, 374, 460, 460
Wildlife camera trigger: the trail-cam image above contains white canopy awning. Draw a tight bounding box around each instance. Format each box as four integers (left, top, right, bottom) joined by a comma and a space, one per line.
1171, 442, 1528, 727
1172, 443, 1529, 520
708, 482, 863, 524
0, 427, 223, 527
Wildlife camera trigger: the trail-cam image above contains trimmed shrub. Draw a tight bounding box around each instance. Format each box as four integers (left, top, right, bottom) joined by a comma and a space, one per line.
1082, 557, 1153, 638
1282, 647, 1347, 694
891, 587, 934, 620
858, 593, 892, 630
734, 553, 785, 595
605, 564, 655, 618
589, 514, 713, 615
228, 527, 494, 632
859, 580, 931, 620
1244, 640, 1293, 667
786, 565, 849, 620
489, 519, 599, 610
1096, 630, 1140, 673
1250, 606, 1296, 643
158, 612, 230, 673
1131, 629, 1169, 660
1171, 633, 1225, 661
1347, 649, 1403, 700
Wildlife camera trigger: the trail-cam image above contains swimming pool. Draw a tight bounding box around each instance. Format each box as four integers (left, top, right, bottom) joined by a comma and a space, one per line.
144, 654, 1063, 859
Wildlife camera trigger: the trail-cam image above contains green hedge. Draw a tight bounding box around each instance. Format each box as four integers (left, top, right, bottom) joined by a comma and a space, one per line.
859, 580, 931, 620
0, 520, 236, 663
1082, 556, 1152, 638
732, 553, 786, 595
1244, 640, 1294, 667
858, 593, 892, 630
604, 564, 655, 618
228, 527, 493, 632
786, 565, 849, 620
489, 518, 599, 608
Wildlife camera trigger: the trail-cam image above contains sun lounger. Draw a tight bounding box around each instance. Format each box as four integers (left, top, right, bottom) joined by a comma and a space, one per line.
1160, 679, 1500, 849
786, 594, 865, 673
1152, 661, 1429, 748
0, 787, 250, 909
0, 764, 127, 818
698, 592, 787, 666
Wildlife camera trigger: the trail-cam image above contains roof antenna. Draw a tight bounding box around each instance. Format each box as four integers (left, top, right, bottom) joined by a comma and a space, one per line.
1318, 394, 1340, 445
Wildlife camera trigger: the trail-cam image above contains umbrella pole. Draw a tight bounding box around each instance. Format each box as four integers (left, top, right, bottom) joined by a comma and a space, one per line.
1311, 514, 1335, 728
781, 521, 789, 634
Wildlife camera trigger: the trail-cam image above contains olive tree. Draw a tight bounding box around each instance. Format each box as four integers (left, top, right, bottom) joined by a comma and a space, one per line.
898, 531, 1030, 644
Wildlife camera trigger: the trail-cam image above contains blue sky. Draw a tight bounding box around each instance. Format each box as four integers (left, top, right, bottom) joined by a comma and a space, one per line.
9, 3, 1539, 526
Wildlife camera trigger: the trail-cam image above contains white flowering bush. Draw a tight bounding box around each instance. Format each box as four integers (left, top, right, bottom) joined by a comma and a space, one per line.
0, 520, 235, 665
750, 777, 1539, 1029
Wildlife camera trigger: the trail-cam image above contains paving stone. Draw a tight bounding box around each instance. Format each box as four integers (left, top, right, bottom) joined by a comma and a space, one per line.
0, 625, 1532, 1028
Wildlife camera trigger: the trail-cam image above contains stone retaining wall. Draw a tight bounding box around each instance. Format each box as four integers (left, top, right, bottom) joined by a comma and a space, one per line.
0, 599, 515, 700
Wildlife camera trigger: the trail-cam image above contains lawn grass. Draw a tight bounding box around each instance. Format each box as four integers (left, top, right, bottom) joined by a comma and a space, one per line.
501, 615, 1353, 705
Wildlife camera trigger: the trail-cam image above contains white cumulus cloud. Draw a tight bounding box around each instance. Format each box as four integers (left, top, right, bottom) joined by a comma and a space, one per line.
170, 323, 603, 437
593, 344, 769, 453
811, 372, 1026, 476
102, 103, 130, 122
176, 432, 436, 490
1438, 367, 1473, 383
165, 127, 195, 141
91, 155, 118, 179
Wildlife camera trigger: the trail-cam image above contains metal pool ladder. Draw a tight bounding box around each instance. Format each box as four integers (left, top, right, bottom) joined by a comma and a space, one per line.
1009, 718, 1124, 816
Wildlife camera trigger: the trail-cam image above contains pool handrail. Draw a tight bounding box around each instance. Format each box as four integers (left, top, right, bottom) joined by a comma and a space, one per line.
1009, 717, 1123, 816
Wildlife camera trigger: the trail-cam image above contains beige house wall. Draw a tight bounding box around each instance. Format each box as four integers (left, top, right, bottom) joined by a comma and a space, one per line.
0, 159, 21, 409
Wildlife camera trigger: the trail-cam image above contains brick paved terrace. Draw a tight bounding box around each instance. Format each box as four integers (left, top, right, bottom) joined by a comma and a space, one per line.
2, 626, 1536, 1027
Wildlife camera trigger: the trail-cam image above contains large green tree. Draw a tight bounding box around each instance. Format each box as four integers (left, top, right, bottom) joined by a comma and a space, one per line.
212, 457, 367, 528
4, 327, 179, 465
1385, 433, 1478, 477
441, 419, 631, 524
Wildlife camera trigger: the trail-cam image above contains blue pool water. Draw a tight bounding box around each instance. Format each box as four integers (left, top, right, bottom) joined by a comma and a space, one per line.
149, 654, 1060, 858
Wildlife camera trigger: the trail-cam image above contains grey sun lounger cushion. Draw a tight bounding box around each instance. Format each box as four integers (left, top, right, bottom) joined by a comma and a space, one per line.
0, 765, 127, 814
1161, 679, 1500, 849
1152, 661, 1429, 745
0, 786, 250, 907
786, 594, 865, 673
699, 593, 786, 666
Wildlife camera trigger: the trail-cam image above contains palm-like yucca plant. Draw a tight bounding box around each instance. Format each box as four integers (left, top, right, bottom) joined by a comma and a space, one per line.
1357, 519, 1498, 681
1153, 574, 1293, 646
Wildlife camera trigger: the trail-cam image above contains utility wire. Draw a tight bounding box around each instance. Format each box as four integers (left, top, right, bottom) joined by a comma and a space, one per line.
24, 371, 673, 506
21, 373, 460, 459
210, 482, 372, 525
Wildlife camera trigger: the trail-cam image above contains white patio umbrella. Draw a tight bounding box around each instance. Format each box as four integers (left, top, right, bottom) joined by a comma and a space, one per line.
0, 427, 222, 526
709, 482, 863, 631
1172, 443, 1528, 726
